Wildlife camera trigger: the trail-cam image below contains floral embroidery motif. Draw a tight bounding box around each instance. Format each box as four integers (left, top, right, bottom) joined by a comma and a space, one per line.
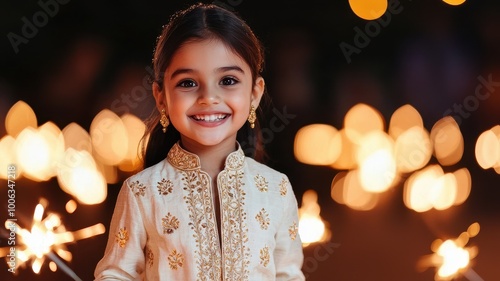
219, 167, 250, 280
182, 170, 222, 280
254, 174, 268, 192
289, 221, 298, 241
167, 143, 200, 170
260, 245, 270, 267
129, 180, 146, 197
255, 208, 270, 230
115, 227, 129, 248
168, 249, 184, 270
157, 178, 173, 195
225, 147, 245, 170
162, 212, 180, 234
279, 177, 288, 196
146, 247, 154, 268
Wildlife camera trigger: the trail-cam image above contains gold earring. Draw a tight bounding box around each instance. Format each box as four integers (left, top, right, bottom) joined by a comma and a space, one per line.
248, 105, 256, 129
160, 109, 169, 133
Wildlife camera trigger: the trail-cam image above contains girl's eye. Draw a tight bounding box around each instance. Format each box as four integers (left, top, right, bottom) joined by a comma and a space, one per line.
220, 77, 238, 86
177, 80, 197, 88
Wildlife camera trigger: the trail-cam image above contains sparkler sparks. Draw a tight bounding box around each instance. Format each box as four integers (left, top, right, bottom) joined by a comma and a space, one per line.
0, 101, 143, 280
1, 199, 105, 280
419, 222, 480, 281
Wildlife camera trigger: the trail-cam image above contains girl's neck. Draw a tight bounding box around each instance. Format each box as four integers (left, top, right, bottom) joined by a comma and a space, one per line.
179, 136, 238, 177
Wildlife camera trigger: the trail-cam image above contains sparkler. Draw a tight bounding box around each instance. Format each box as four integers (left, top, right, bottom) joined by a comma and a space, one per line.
419, 222, 480, 281
2, 198, 105, 280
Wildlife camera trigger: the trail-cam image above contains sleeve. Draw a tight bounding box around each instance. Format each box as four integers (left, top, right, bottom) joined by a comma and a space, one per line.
94, 180, 147, 281
274, 175, 305, 281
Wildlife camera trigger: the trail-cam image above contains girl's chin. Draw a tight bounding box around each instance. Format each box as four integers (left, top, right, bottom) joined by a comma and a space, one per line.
182, 134, 234, 147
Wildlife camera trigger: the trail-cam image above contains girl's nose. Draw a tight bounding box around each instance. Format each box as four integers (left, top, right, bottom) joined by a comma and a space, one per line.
197, 86, 221, 105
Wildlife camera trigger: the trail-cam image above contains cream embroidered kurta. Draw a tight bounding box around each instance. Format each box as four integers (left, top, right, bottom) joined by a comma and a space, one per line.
94, 142, 305, 281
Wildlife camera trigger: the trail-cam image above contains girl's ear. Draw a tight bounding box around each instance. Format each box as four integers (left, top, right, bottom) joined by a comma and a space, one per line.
251, 76, 265, 107
153, 82, 167, 112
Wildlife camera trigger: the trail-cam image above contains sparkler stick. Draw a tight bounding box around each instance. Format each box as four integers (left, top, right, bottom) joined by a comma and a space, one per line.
463, 268, 485, 281
47, 252, 83, 281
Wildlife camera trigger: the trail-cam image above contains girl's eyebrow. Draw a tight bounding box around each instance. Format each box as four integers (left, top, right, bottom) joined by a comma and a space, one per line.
216, 66, 245, 74
170, 66, 245, 80
170, 68, 194, 80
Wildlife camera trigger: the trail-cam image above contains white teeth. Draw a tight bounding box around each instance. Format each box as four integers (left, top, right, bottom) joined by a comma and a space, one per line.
193, 114, 227, 122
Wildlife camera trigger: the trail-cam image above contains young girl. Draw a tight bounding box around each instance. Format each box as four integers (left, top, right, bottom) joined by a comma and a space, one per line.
94, 3, 305, 280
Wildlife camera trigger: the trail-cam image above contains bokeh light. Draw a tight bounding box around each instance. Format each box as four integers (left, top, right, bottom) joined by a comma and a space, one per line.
57, 148, 107, 204
452, 168, 471, 206
356, 131, 396, 193
442, 0, 466, 6
331, 171, 347, 205
119, 113, 147, 171
431, 117, 464, 166
330, 129, 357, 170
394, 126, 432, 173
475, 128, 500, 169
348, 0, 388, 20
322, 103, 469, 212
15, 123, 65, 182
404, 166, 440, 212
5, 100, 37, 138
343, 170, 379, 211
0, 135, 19, 179
90, 109, 128, 166
403, 165, 460, 212
62, 122, 92, 154
298, 190, 330, 246
294, 124, 341, 165
388, 104, 424, 140
344, 103, 384, 144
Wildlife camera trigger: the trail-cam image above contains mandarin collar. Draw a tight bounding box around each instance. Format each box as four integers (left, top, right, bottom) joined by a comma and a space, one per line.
167, 142, 245, 171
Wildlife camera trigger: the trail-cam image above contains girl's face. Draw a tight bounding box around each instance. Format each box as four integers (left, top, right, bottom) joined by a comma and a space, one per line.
154, 38, 264, 151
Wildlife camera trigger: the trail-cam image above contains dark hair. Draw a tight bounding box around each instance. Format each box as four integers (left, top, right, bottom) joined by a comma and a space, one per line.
141, 3, 267, 169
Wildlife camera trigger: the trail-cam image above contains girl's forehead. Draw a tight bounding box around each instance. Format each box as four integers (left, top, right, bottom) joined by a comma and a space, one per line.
168, 38, 250, 70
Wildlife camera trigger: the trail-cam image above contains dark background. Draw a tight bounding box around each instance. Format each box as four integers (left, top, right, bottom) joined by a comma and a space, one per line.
1, 0, 500, 280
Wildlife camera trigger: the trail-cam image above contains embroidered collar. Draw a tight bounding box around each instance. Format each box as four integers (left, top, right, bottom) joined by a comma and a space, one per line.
167, 142, 245, 171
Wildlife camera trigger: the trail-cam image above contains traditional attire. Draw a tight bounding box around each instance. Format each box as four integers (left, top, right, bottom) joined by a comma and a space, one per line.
94, 142, 305, 280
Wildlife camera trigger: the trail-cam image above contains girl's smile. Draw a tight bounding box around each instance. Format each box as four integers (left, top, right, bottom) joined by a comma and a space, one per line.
154, 38, 264, 151
190, 113, 230, 126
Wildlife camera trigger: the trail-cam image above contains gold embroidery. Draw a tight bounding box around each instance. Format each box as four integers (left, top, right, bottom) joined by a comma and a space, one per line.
260, 245, 270, 267
279, 177, 288, 196
225, 147, 245, 170
254, 174, 268, 192
115, 227, 129, 248
168, 249, 184, 270
219, 167, 250, 280
146, 247, 154, 268
289, 221, 299, 241
182, 170, 222, 280
170, 142, 249, 280
255, 208, 270, 230
162, 212, 180, 234
129, 180, 146, 197
167, 143, 200, 170
158, 178, 173, 195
